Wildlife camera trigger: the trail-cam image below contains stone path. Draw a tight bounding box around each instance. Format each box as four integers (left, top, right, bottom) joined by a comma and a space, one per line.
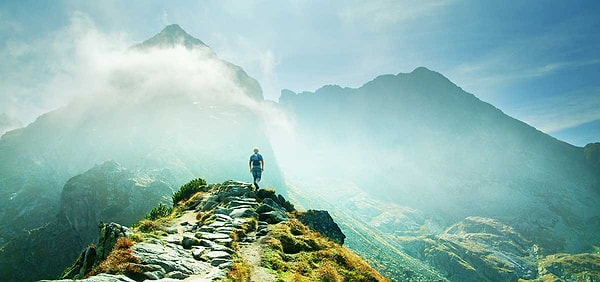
46, 181, 295, 282
238, 235, 276, 282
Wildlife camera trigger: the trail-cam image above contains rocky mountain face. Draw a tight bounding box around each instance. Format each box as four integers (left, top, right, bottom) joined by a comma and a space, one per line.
40, 179, 385, 281
276, 67, 600, 280
0, 25, 285, 281
0, 161, 175, 281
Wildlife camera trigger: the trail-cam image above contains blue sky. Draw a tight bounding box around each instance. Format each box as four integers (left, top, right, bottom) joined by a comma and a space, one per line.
1, 0, 599, 146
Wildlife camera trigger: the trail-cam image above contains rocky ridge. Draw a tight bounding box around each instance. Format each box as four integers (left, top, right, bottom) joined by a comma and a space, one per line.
43, 180, 385, 281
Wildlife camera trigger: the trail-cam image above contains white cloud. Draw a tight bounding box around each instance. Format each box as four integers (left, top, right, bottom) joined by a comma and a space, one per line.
0, 11, 266, 127
338, 0, 453, 31
510, 87, 600, 133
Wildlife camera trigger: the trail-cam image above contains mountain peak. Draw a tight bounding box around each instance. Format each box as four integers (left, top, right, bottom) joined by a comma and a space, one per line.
135, 24, 209, 50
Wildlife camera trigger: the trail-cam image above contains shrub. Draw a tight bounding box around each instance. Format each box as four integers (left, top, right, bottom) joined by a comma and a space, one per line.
134, 220, 162, 233
87, 238, 141, 277
144, 203, 173, 220
227, 255, 252, 281
172, 178, 207, 205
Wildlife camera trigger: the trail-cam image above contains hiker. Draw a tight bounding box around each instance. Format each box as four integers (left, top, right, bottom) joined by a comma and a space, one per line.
249, 147, 264, 189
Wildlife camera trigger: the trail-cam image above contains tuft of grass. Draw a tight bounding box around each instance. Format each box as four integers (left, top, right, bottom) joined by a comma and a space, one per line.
226, 255, 253, 281
87, 238, 141, 278
130, 233, 144, 243
172, 178, 207, 205
262, 220, 389, 281
199, 212, 216, 226
133, 219, 164, 234
317, 263, 342, 282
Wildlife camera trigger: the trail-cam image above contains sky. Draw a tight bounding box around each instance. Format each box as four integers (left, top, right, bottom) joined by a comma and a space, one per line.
0, 0, 599, 146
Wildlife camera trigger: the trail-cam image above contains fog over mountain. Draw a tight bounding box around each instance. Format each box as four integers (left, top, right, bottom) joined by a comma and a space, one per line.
0, 25, 285, 281
1, 24, 599, 281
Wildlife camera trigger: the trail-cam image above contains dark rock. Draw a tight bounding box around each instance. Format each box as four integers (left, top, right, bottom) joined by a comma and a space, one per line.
166, 270, 188, 279
262, 198, 282, 210
211, 258, 232, 267
214, 213, 232, 222
182, 236, 201, 249
259, 210, 288, 224
256, 204, 276, 214
257, 229, 268, 237
229, 200, 258, 209
256, 189, 278, 201
201, 200, 218, 211
277, 194, 286, 206
60, 222, 132, 279
59, 245, 97, 279
296, 210, 345, 245
214, 208, 232, 215
199, 226, 215, 233
96, 222, 132, 261
230, 208, 258, 219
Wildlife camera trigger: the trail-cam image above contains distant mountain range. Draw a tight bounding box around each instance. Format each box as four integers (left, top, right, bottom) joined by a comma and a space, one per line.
278, 67, 599, 250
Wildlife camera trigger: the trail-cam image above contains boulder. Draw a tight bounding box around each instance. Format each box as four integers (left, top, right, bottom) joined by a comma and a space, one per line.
296, 210, 345, 245
182, 236, 202, 249
229, 208, 258, 219
259, 210, 288, 224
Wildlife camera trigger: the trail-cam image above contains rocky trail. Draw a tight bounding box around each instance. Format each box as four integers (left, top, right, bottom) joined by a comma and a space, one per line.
238, 236, 276, 282
48, 181, 295, 281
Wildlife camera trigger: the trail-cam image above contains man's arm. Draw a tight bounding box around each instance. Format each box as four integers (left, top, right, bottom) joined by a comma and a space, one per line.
249, 160, 252, 171
261, 160, 264, 171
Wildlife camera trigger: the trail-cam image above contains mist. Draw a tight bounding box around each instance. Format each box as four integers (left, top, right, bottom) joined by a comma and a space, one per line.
265, 71, 600, 256
1, 12, 599, 281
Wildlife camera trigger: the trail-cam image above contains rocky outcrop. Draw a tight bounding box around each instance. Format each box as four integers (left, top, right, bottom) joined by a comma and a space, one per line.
46, 180, 372, 282
58, 161, 173, 243
59, 222, 132, 280
296, 210, 346, 245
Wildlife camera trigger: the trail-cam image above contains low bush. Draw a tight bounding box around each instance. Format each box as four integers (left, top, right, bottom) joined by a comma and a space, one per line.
144, 203, 173, 220
172, 178, 207, 205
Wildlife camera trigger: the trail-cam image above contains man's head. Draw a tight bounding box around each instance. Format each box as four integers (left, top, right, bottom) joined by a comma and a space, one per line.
253, 147, 259, 153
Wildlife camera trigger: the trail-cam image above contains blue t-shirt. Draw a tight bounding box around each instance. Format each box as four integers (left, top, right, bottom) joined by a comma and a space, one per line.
250, 153, 263, 168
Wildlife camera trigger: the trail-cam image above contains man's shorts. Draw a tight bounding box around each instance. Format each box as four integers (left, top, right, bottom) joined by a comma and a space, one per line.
252, 167, 262, 181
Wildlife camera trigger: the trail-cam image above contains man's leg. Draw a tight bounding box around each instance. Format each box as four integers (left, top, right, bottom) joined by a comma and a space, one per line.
252, 169, 260, 189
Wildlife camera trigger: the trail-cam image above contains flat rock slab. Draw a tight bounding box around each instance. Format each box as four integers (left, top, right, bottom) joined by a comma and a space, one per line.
196, 232, 231, 240
199, 226, 215, 233
215, 214, 233, 221
211, 258, 232, 267
230, 208, 258, 219
204, 251, 231, 260
229, 200, 258, 208
215, 227, 234, 234
133, 242, 212, 275
208, 221, 227, 228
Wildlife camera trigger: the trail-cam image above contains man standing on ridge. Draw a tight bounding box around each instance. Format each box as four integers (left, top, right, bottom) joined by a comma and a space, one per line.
249, 147, 264, 189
